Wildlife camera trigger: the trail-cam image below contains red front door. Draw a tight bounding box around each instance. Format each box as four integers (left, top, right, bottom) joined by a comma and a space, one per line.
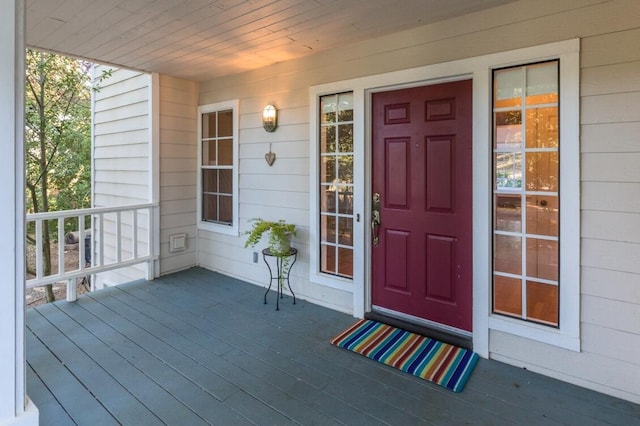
371, 80, 473, 332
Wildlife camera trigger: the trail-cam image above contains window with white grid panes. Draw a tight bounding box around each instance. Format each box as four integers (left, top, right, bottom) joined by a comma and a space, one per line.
201, 109, 234, 225
319, 92, 354, 278
492, 61, 560, 327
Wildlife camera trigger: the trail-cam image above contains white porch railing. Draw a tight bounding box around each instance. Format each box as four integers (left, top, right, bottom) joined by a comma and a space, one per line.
26, 203, 158, 302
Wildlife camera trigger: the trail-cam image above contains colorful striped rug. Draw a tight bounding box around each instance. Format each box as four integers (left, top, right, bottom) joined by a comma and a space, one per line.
331, 319, 479, 392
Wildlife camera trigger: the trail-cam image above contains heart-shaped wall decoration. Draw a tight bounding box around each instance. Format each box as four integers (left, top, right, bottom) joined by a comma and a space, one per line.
265, 151, 276, 166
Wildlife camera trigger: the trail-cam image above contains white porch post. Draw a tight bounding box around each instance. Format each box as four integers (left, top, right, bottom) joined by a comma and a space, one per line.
0, 0, 38, 424
148, 72, 160, 280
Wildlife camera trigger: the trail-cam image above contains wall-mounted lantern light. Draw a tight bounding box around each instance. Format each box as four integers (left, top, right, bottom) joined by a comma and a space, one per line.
262, 104, 277, 132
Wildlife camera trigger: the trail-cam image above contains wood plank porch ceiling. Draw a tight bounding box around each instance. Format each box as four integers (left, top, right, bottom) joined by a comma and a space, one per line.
26, 0, 517, 81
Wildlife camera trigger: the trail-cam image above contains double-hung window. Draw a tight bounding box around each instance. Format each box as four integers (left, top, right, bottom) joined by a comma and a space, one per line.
197, 100, 239, 235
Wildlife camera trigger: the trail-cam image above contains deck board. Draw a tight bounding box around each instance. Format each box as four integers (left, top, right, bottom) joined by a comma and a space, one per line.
115, 278, 371, 424
26, 365, 75, 426
27, 267, 640, 426
51, 300, 213, 425
70, 294, 243, 425
27, 307, 163, 425
26, 316, 120, 425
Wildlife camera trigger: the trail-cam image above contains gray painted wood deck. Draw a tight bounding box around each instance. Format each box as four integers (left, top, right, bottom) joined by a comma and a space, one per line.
27, 268, 640, 425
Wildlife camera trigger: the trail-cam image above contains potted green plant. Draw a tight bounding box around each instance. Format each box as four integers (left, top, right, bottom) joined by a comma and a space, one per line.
244, 218, 297, 290
244, 218, 296, 254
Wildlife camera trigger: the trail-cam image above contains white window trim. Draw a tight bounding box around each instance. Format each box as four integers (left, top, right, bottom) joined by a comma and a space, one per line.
487, 41, 581, 352
309, 39, 580, 354
309, 85, 365, 298
197, 99, 240, 236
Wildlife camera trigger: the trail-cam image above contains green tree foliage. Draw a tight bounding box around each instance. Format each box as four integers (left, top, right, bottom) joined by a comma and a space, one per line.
25, 49, 93, 302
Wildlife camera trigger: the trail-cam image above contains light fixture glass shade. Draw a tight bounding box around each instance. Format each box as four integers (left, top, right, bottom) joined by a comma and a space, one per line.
262, 104, 277, 132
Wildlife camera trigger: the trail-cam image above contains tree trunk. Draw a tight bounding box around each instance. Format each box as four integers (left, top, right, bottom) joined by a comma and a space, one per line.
42, 222, 54, 303
41, 149, 54, 303
37, 56, 55, 304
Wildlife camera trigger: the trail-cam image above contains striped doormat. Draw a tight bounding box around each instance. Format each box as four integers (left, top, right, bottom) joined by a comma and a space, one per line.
331, 319, 479, 392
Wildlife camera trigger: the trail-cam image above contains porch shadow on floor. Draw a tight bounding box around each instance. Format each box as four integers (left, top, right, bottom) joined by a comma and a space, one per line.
27, 267, 640, 425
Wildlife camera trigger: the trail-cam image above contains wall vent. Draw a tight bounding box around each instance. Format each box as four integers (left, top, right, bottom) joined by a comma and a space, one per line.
169, 233, 187, 252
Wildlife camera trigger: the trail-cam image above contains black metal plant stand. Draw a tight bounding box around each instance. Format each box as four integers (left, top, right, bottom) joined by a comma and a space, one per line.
262, 247, 297, 310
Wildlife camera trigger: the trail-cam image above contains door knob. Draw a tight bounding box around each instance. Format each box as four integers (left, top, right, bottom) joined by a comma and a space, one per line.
372, 193, 381, 246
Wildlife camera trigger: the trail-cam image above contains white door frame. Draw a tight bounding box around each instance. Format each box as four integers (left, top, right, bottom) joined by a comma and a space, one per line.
310, 38, 580, 357
312, 61, 490, 355
365, 77, 475, 338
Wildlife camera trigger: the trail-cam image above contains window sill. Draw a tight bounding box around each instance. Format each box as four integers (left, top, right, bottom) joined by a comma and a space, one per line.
198, 221, 238, 236
489, 315, 580, 352
309, 270, 353, 291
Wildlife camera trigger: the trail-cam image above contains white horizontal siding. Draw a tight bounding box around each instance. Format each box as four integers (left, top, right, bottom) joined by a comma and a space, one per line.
158, 74, 198, 275
160, 142, 197, 159
95, 143, 149, 158
583, 239, 640, 275
192, 0, 640, 403
161, 211, 196, 231
160, 184, 197, 202
582, 267, 640, 304
582, 61, 640, 97
88, 128, 149, 147
582, 92, 640, 124
159, 158, 196, 173
581, 122, 640, 153
582, 182, 640, 213
578, 7, 640, 404
94, 100, 148, 124
91, 191, 149, 206
240, 174, 310, 193
582, 153, 640, 182
95, 88, 150, 112
159, 171, 196, 187
94, 114, 149, 135
93, 67, 151, 288
95, 157, 150, 172
582, 295, 640, 335
582, 211, 640, 243
581, 324, 640, 367
581, 26, 640, 68
490, 330, 640, 404
94, 74, 149, 99
239, 140, 309, 160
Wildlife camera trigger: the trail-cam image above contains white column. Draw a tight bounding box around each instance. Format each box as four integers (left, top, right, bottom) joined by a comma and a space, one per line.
0, 0, 38, 424
148, 73, 160, 280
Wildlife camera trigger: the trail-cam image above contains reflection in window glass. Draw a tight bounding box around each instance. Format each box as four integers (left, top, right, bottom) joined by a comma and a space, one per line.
493, 275, 522, 318
526, 195, 558, 237
526, 238, 559, 281
319, 92, 354, 279
525, 152, 558, 192
526, 107, 558, 148
494, 68, 523, 107
495, 195, 522, 232
494, 234, 522, 275
492, 60, 559, 327
526, 63, 558, 102
526, 281, 558, 325
494, 111, 522, 148
495, 153, 522, 189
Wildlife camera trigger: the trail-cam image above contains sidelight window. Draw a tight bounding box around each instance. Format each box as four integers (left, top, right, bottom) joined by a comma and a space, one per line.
319, 92, 354, 278
492, 61, 560, 327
